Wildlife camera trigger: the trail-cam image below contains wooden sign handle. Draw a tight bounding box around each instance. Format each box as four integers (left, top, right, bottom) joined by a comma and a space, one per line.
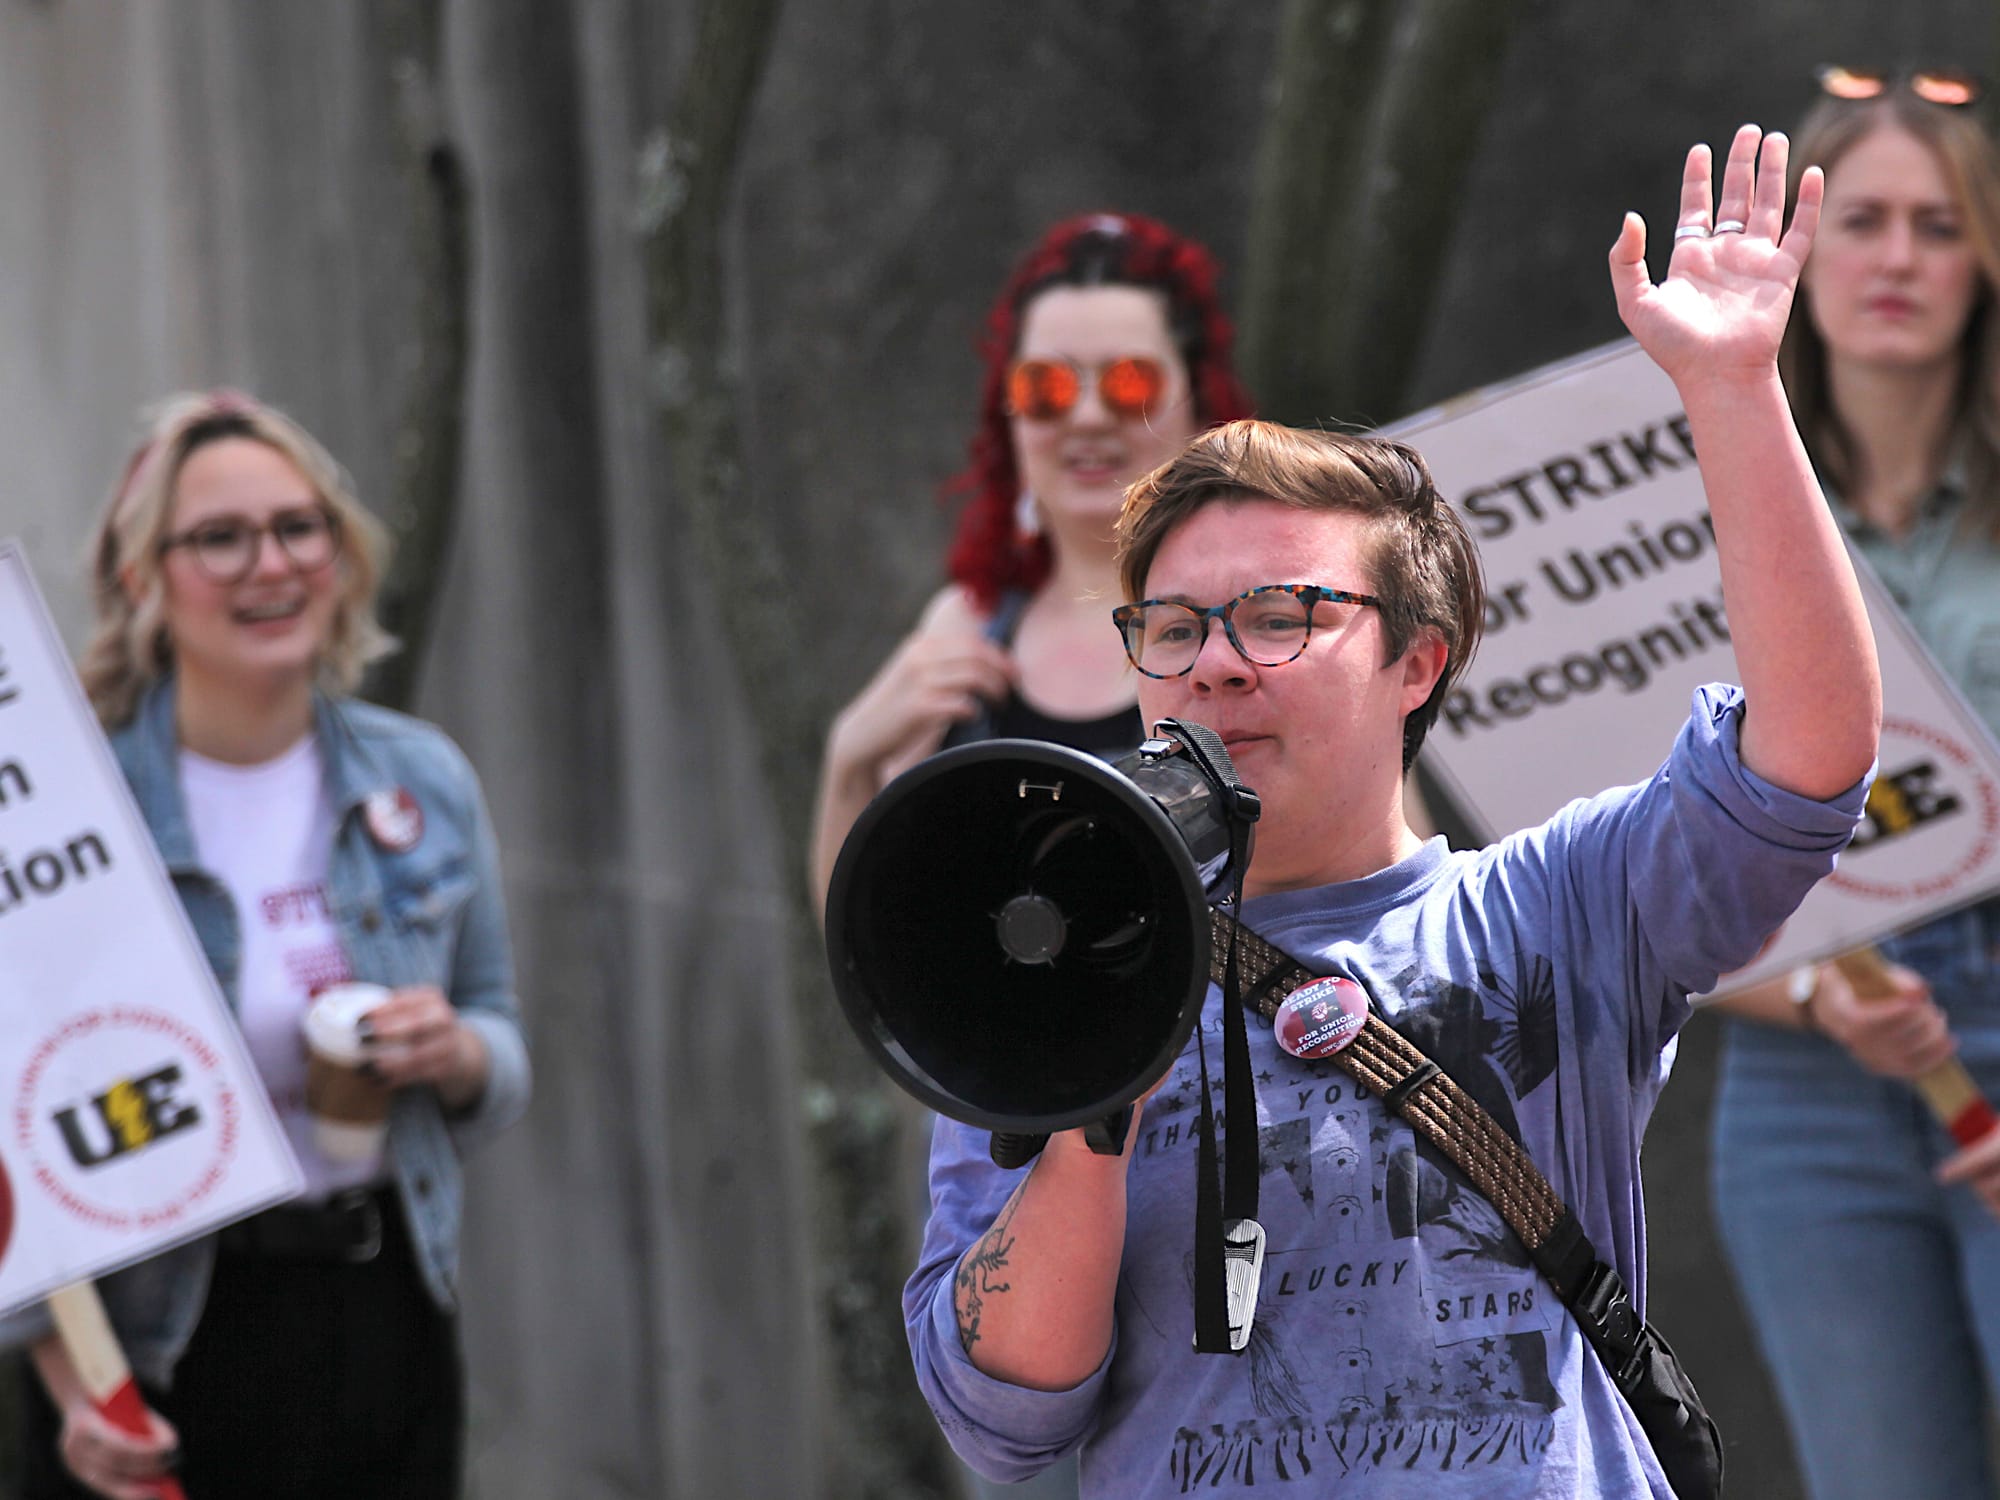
1831, 947, 2000, 1148
46, 1282, 187, 1500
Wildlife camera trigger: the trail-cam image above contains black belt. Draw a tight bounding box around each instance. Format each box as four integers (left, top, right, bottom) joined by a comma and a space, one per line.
216, 1186, 392, 1263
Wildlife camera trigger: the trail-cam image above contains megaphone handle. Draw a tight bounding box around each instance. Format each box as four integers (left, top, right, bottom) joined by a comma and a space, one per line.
989, 1133, 1049, 1169
988, 1106, 1135, 1169
1083, 1106, 1134, 1156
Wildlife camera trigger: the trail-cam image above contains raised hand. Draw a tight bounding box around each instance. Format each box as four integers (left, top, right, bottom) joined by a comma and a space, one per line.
1609, 124, 1824, 386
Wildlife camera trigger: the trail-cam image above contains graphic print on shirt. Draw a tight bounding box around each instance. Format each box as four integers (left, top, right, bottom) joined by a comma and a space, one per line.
1129, 951, 1566, 1489
180, 740, 369, 1195
263, 880, 351, 1002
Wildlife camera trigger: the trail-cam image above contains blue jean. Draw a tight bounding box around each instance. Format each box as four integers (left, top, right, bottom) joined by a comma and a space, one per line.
1712, 904, 2000, 1500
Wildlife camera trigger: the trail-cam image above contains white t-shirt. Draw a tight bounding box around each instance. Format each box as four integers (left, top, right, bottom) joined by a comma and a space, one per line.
181, 736, 383, 1197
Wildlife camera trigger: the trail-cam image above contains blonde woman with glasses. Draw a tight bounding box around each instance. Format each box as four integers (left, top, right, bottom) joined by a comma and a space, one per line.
1, 392, 530, 1499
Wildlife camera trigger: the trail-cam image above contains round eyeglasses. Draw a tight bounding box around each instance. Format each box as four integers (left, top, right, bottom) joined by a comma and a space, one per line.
1112, 583, 1381, 679
159, 507, 343, 585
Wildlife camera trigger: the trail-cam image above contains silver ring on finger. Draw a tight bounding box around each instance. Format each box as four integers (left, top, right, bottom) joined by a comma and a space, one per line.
1673, 223, 1711, 241
1713, 219, 1747, 234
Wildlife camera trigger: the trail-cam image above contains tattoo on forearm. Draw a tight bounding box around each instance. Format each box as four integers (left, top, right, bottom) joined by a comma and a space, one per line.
955, 1190, 1024, 1353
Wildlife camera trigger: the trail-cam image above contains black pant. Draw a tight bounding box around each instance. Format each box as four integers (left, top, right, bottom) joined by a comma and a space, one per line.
14, 1190, 463, 1500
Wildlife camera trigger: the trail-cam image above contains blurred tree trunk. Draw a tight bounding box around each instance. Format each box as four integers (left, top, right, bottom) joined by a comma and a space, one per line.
639, 1, 956, 1494
1240, 0, 1400, 426
1243, 0, 1526, 850
365, 0, 471, 711
1242, 0, 1526, 428
1321, 0, 1525, 424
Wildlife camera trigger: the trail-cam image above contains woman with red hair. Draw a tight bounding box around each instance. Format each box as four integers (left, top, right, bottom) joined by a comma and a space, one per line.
810, 213, 1253, 908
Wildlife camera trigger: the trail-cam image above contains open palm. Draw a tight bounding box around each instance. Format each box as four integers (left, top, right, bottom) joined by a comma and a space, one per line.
1610, 124, 1824, 385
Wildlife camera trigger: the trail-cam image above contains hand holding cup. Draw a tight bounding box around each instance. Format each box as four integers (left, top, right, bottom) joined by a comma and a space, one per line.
355, 984, 489, 1110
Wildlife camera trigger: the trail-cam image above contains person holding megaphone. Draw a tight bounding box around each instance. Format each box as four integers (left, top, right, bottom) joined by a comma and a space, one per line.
892, 126, 1879, 1499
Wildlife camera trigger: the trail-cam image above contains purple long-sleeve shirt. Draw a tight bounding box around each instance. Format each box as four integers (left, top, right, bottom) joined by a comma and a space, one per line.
907, 686, 1867, 1498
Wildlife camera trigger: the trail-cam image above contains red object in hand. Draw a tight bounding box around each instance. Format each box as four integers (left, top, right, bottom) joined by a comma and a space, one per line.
97, 1377, 186, 1500
48, 1284, 185, 1500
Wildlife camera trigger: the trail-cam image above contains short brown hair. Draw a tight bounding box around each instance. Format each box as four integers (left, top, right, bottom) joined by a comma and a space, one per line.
1116, 420, 1484, 768
80, 391, 396, 727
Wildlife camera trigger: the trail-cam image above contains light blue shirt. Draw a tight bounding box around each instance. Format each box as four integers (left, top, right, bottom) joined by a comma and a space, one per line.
1833, 479, 2000, 738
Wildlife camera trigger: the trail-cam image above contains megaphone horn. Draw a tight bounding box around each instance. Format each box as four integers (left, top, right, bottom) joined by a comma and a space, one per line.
824, 723, 1258, 1155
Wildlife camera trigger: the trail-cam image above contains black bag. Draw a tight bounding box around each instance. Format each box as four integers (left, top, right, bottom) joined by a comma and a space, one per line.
1556, 1247, 1722, 1499
1623, 1324, 1724, 1500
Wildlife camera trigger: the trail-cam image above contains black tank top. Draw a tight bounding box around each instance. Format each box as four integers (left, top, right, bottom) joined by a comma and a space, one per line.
939, 589, 1144, 760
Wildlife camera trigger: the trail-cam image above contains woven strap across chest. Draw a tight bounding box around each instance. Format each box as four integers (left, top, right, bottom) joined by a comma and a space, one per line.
1205, 908, 1725, 1495
1207, 908, 1570, 1264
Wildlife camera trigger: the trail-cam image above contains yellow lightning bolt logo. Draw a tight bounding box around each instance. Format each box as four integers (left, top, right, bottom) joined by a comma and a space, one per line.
1864, 775, 1916, 837
101, 1080, 153, 1152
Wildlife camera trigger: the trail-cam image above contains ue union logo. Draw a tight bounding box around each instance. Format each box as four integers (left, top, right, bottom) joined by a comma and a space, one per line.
12, 1008, 240, 1233
1833, 716, 2000, 904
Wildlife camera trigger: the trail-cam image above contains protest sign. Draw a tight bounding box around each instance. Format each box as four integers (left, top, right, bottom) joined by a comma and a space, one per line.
1392, 340, 2000, 993
0, 542, 300, 1317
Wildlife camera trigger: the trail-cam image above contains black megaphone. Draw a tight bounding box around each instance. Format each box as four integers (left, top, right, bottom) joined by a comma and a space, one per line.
824, 723, 1257, 1163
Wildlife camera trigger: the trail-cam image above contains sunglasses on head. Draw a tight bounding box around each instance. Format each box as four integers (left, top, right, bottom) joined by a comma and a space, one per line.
1817, 64, 1983, 107
1005, 356, 1169, 421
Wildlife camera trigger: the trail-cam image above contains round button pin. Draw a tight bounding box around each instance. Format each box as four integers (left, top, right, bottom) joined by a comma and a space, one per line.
363, 788, 424, 853
1273, 976, 1369, 1060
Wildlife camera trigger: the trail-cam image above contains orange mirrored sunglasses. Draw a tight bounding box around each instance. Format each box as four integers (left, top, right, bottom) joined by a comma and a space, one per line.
1005, 356, 1169, 421
1817, 64, 1982, 107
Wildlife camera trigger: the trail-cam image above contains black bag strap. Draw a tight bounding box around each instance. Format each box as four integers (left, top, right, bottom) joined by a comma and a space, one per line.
1154, 719, 1262, 1355
1208, 907, 1722, 1497
1155, 720, 1261, 1224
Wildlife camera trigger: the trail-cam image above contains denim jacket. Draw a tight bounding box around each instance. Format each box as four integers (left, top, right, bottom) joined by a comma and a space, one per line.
0, 677, 531, 1387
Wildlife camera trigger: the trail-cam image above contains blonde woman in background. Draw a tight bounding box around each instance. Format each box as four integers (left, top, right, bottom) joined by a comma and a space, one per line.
2, 391, 530, 1499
